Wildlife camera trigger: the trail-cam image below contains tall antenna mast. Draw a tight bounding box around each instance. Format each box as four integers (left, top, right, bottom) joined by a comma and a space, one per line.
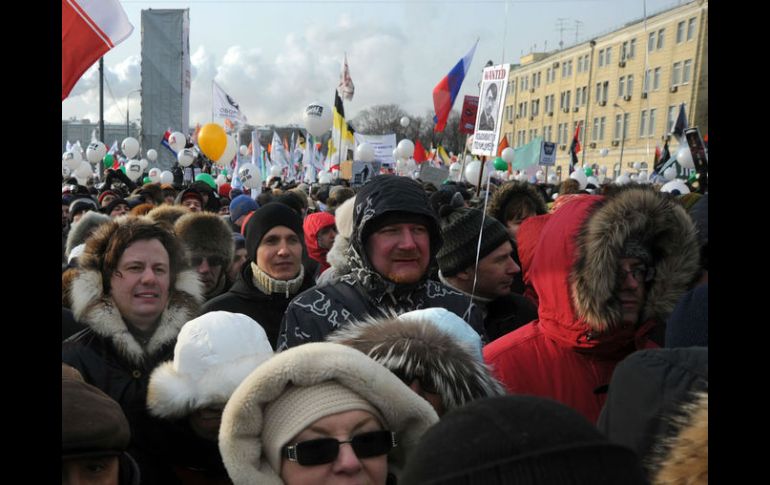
555, 18, 569, 50
574, 19, 584, 44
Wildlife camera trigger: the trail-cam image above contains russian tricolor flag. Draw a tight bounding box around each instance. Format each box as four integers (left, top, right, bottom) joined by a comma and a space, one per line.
433, 40, 478, 133
62, 0, 134, 100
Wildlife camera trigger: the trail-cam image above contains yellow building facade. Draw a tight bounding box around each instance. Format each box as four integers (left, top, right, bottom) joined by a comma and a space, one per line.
501, 0, 707, 180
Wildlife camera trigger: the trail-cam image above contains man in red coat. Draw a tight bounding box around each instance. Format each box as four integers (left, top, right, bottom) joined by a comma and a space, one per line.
483, 187, 700, 423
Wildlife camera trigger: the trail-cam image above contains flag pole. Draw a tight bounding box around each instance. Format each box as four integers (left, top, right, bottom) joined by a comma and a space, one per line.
476, 156, 485, 197
459, 134, 469, 181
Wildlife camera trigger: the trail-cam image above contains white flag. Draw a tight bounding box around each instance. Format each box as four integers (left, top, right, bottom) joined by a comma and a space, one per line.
337, 53, 355, 101
212, 80, 247, 128
271, 131, 289, 168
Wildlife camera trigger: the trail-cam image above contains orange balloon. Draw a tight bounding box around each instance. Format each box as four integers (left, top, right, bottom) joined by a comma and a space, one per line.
197, 123, 227, 161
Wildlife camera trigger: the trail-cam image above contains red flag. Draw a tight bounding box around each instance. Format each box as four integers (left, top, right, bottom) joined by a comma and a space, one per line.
569, 121, 582, 173
62, 0, 134, 100
413, 139, 428, 163
497, 136, 510, 157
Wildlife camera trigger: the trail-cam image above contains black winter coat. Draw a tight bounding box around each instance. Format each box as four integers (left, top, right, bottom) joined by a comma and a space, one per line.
201, 262, 316, 349
483, 293, 539, 342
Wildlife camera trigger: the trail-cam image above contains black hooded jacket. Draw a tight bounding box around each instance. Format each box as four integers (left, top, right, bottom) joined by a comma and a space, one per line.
277, 176, 486, 351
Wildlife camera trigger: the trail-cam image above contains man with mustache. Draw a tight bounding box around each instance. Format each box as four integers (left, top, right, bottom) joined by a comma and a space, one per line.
278, 175, 485, 350
483, 187, 701, 423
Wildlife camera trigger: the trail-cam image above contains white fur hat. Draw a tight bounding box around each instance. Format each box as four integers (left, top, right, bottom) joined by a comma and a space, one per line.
219, 342, 439, 485
147, 311, 274, 419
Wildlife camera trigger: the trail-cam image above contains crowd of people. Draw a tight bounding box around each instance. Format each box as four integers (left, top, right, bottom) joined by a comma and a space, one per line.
62, 166, 708, 484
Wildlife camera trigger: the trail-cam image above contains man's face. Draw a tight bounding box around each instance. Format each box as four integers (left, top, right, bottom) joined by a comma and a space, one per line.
72, 210, 90, 224
317, 225, 338, 250
484, 87, 496, 116
505, 209, 535, 241
62, 455, 119, 485
472, 241, 520, 299
256, 226, 303, 280
617, 257, 649, 327
182, 198, 202, 212
227, 247, 248, 283
188, 406, 224, 442
365, 222, 430, 284
163, 194, 175, 205
109, 203, 129, 218
192, 255, 224, 295
62, 205, 69, 228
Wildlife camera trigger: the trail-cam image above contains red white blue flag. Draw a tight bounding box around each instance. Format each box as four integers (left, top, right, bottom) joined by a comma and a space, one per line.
432, 40, 478, 133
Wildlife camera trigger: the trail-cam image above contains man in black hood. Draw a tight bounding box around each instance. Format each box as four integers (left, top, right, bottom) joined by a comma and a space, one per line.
277, 175, 486, 350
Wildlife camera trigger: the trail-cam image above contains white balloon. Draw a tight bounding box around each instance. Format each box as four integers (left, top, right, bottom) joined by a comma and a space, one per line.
547, 173, 559, 184
516, 172, 528, 182
615, 173, 631, 185
168, 132, 187, 152
160, 170, 174, 184
146, 149, 158, 162
448, 162, 461, 181
318, 171, 333, 184
630, 174, 638, 181
355, 143, 376, 162
139, 158, 149, 171
400, 116, 410, 127
465, 154, 474, 163
125, 160, 143, 181
303, 102, 333, 137
216, 173, 228, 186
86, 141, 107, 164
676, 143, 694, 169
397, 139, 415, 159
663, 166, 677, 181
239, 145, 248, 156
121, 137, 140, 159
600, 148, 609, 157
75, 161, 93, 181
215, 135, 238, 167
632, 161, 642, 170
177, 148, 196, 167
637, 171, 649, 184
270, 165, 283, 177
587, 176, 599, 186
63, 151, 81, 171
147, 168, 161, 183
392, 148, 400, 160
238, 163, 262, 189
501, 147, 515, 164
464, 160, 489, 187
660, 179, 690, 195
569, 169, 588, 190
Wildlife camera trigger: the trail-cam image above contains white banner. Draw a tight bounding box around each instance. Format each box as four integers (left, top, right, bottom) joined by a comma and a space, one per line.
354, 133, 397, 167
540, 141, 557, 166
471, 64, 511, 157
212, 80, 247, 127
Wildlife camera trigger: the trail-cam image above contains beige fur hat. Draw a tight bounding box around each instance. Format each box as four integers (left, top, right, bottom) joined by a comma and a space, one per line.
218, 342, 439, 485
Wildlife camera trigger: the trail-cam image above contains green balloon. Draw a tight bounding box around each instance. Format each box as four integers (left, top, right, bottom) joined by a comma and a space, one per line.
119, 165, 126, 174
688, 172, 698, 183
493, 157, 508, 171
195, 173, 217, 190
103, 154, 114, 168
221, 169, 228, 176
584, 167, 593, 176
143, 177, 152, 185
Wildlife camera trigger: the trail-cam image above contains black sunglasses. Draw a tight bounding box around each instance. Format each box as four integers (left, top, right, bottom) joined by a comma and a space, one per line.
283, 430, 396, 466
190, 255, 226, 268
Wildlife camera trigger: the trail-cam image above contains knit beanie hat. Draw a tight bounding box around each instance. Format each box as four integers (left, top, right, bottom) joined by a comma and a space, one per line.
218, 183, 232, 199
147, 311, 274, 418
62, 377, 131, 459
68, 197, 98, 220
436, 204, 510, 277
621, 238, 653, 266
262, 382, 384, 472
229, 194, 259, 224
400, 395, 648, 485
97, 190, 118, 206
244, 203, 304, 261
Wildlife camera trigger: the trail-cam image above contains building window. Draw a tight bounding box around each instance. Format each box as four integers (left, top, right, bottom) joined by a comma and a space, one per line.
640, 110, 648, 137
618, 76, 625, 97
653, 67, 661, 90
657, 28, 665, 50
667, 105, 678, 134
672, 61, 682, 86
648, 32, 656, 52
522, 76, 528, 91
629, 39, 636, 59
598, 49, 605, 67
602, 81, 609, 103
621, 42, 628, 61
643, 69, 650, 93
599, 116, 606, 141
648, 109, 656, 137
592, 117, 600, 142
677, 21, 685, 43
683, 59, 692, 83
531, 99, 540, 116
605, 47, 612, 65
614, 114, 622, 141
544, 125, 552, 142
627, 75, 634, 97
623, 113, 630, 140
687, 17, 697, 40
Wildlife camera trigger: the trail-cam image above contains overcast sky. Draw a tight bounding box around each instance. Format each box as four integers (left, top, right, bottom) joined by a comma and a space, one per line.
62, 0, 683, 127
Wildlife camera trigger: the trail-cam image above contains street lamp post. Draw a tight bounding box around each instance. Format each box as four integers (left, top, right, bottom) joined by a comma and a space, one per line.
126, 89, 141, 139
613, 103, 626, 171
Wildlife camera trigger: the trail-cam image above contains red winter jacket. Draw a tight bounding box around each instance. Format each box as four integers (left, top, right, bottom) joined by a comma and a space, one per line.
303, 211, 336, 274
484, 190, 700, 423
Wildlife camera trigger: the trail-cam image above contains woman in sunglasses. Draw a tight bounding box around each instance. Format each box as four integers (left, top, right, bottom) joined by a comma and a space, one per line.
219, 342, 439, 485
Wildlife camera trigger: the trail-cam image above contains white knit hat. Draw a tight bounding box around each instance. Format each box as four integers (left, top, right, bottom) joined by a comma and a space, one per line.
147, 311, 274, 418
219, 342, 439, 485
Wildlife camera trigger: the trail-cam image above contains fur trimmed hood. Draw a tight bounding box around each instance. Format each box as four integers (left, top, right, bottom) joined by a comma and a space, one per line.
145, 204, 190, 229
651, 391, 708, 484
70, 268, 203, 366
530, 188, 699, 349
65, 211, 111, 258
486, 180, 548, 224
218, 342, 438, 485
571, 187, 700, 333
147, 311, 274, 419
327, 313, 505, 412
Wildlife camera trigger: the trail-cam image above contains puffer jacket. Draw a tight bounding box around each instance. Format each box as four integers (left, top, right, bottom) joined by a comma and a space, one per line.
483, 188, 700, 423
278, 175, 485, 351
